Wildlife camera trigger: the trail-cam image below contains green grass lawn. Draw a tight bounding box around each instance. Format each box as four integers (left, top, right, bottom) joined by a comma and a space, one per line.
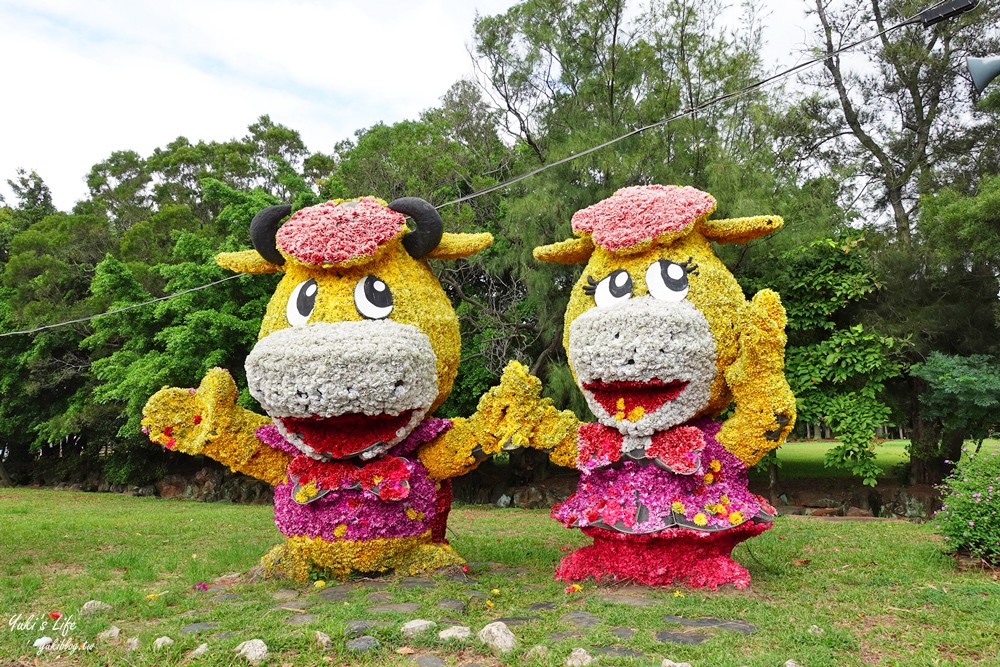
1, 488, 998, 666
760, 439, 1000, 481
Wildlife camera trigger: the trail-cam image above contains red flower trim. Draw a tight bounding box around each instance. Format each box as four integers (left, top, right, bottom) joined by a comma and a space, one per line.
288, 454, 412, 501
646, 426, 705, 475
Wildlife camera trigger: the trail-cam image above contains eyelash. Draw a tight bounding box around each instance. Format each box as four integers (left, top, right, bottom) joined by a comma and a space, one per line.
581, 258, 699, 295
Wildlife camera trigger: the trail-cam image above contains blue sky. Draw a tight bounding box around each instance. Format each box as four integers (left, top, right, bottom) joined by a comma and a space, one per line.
0, 0, 809, 211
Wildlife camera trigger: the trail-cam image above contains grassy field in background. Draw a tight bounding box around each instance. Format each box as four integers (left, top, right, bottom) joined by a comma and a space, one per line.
761, 439, 1000, 481
1, 488, 998, 666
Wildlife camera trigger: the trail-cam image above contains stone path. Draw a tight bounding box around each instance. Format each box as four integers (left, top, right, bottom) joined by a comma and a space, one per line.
139, 564, 760, 665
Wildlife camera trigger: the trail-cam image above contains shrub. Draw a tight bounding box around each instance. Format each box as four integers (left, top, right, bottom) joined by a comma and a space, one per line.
935, 449, 1000, 565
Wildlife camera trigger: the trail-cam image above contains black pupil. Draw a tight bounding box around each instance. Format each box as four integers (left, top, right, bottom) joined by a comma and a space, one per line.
608, 270, 632, 298
658, 261, 688, 291
364, 276, 393, 308
296, 279, 317, 316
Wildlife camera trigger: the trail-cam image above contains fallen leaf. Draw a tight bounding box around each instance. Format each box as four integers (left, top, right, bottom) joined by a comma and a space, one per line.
792, 559, 811, 566
395, 647, 416, 655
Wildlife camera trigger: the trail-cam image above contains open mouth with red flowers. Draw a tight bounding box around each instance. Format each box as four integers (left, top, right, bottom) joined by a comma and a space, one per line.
581, 379, 688, 421
277, 410, 415, 459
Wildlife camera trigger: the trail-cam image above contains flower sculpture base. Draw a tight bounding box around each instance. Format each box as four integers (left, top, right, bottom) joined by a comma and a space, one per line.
556, 521, 771, 590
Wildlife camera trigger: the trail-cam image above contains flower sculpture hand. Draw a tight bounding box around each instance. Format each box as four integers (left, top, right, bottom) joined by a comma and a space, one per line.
142, 196, 539, 581
530, 185, 797, 589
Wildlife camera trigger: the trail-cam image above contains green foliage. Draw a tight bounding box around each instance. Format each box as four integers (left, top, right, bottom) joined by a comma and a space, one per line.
935, 449, 1000, 564
767, 235, 902, 485
911, 353, 1000, 448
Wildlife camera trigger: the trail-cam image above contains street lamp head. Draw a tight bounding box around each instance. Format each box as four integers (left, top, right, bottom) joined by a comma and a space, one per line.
968, 56, 1000, 94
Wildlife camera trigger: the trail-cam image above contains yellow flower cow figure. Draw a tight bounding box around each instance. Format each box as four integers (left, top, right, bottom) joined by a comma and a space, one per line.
532, 185, 796, 589
143, 197, 532, 580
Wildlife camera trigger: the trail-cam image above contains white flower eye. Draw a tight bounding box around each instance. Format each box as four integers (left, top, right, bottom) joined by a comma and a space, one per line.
646, 259, 693, 302
354, 275, 394, 319
584, 269, 633, 308
286, 279, 318, 326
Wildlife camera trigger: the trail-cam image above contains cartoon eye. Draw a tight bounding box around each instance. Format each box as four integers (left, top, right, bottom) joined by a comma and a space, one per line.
354, 275, 394, 319
583, 269, 633, 307
286, 279, 318, 326
646, 259, 696, 302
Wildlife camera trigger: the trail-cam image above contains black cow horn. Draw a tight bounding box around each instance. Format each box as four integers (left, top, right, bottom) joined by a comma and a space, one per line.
389, 197, 443, 259
250, 204, 291, 266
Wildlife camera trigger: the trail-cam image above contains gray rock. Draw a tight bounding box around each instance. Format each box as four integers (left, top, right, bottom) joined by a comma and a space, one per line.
81, 600, 112, 615
662, 660, 694, 667
784, 661, 804, 667
528, 601, 558, 611
125, 637, 140, 651
96, 626, 120, 642
437, 597, 468, 613
369, 602, 421, 614
415, 657, 446, 667
465, 590, 488, 600
181, 622, 221, 634
346, 635, 379, 651
344, 619, 392, 637
317, 585, 353, 602
655, 630, 709, 645
438, 625, 472, 640
478, 621, 517, 653
609, 626, 635, 639
549, 631, 583, 641
565, 648, 594, 666
355, 579, 389, 590
285, 614, 319, 626
234, 639, 268, 664
399, 577, 434, 589
401, 619, 437, 636
315, 630, 332, 648
496, 494, 512, 507
272, 588, 299, 601
213, 631, 235, 640
560, 610, 601, 629
526, 645, 550, 659
496, 616, 540, 626
365, 591, 393, 603
595, 646, 645, 658
662, 615, 756, 634
807, 625, 825, 636
187, 643, 209, 658
153, 636, 174, 651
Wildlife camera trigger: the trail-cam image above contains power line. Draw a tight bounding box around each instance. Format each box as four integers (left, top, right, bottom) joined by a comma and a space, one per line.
0, 274, 245, 338
0, 0, 956, 338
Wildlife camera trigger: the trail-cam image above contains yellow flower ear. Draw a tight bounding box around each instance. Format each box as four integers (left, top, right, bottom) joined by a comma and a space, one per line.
426, 232, 494, 260
699, 216, 783, 245
532, 236, 595, 264
215, 250, 285, 274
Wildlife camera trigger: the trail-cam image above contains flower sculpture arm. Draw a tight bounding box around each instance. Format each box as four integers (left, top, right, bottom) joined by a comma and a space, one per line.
716, 289, 797, 467
143, 368, 292, 486
418, 361, 581, 479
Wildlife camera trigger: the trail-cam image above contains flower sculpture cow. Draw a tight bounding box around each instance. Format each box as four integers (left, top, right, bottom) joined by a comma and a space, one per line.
530, 184, 797, 589
142, 196, 552, 580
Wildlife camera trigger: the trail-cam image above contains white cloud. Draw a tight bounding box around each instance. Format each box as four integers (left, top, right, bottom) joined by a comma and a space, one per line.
0, 0, 519, 209
0, 0, 811, 211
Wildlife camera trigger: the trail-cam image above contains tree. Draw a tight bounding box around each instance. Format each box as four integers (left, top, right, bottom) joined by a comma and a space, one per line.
911, 353, 1000, 456
807, 0, 1000, 246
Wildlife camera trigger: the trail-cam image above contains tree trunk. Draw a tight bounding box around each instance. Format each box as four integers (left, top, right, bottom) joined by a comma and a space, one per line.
767, 460, 785, 507
0, 460, 13, 487
908, 377, 945, 485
